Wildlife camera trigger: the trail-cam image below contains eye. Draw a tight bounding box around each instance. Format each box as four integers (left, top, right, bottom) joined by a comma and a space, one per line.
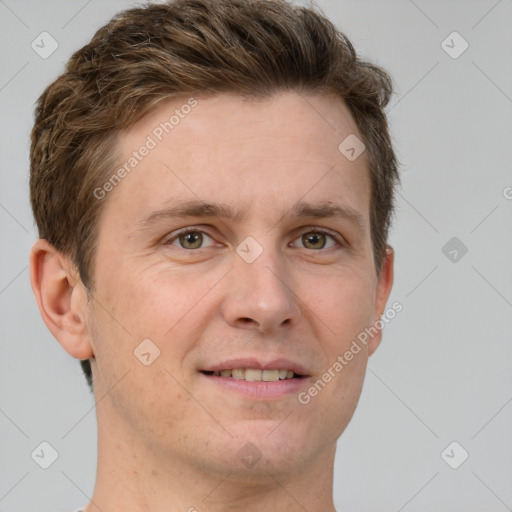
167, 230, 216, 250
291, 229, 340, 250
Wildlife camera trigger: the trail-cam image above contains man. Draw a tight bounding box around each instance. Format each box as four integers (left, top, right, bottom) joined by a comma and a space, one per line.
29, 0, 398, 510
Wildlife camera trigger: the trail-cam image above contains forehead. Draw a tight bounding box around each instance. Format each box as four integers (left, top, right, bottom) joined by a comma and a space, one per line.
101, 91, 370, 228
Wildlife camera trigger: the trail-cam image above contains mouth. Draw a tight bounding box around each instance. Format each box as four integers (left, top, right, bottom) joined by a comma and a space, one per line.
199, 359, 310, 399
201, 368, 304, 382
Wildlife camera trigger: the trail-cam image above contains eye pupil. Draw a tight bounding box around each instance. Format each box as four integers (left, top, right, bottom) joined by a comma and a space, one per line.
180, 231, 203, 249
302, 232, 326, 249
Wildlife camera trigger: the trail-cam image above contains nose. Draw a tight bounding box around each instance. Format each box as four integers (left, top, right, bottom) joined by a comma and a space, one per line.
220, 243, 301, 334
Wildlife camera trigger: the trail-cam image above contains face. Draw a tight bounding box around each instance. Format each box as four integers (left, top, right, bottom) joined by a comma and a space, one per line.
84, 91, 393, 478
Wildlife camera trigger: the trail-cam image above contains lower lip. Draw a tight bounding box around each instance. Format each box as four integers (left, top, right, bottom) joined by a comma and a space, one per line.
201, 373, 309, 400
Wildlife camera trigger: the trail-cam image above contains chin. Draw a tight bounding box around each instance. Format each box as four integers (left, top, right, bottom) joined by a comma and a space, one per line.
207, 419, 323, 477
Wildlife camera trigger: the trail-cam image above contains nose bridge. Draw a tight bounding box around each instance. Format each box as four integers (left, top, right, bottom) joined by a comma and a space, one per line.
237, 235, 291, 301
223, 234, 300, 331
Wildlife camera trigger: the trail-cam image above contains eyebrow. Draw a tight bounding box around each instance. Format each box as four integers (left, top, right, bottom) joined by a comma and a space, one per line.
287, 201, 365, 234
138, 200, 249, 227
137, 199, 366, 235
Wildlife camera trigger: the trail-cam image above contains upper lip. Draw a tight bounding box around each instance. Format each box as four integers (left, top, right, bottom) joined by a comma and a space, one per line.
201, 357, 310, 377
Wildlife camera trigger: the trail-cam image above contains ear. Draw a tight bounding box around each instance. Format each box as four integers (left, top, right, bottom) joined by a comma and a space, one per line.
30, 239, 94, 360
368, 245, 394, 356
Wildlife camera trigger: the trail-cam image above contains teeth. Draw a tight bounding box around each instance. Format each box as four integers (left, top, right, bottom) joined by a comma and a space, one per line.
232, 369, 244, 379
211, 368, 297, 381
262, 369, 279, 382
245, 369, 262, 381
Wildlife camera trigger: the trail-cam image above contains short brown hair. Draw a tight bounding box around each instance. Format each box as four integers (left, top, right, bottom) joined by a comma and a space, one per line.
30, 0, 399, 392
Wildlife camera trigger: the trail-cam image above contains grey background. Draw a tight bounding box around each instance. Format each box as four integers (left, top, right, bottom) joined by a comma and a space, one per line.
1, 0, 511, 510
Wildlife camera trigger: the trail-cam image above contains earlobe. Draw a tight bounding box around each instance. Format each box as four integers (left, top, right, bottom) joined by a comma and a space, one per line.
30, 239, 94, 360
368, 245, 395, 356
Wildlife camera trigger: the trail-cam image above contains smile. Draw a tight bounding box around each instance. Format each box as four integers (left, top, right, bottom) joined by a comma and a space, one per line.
204, 368, 299, 381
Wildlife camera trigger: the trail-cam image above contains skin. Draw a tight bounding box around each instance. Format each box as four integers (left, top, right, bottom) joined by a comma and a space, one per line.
30, 91, 393, 512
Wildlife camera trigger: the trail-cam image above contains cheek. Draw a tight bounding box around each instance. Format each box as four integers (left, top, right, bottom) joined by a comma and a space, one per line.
87, 291, 197, 437
87, 265, 219, 403
95, 259, 211, 340
306, 269, 376, 342
297, 271, 375, 429
304, 338, 369, 439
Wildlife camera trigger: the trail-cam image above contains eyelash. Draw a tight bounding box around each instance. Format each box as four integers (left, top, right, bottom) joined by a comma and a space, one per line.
163, 226, 345, 251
